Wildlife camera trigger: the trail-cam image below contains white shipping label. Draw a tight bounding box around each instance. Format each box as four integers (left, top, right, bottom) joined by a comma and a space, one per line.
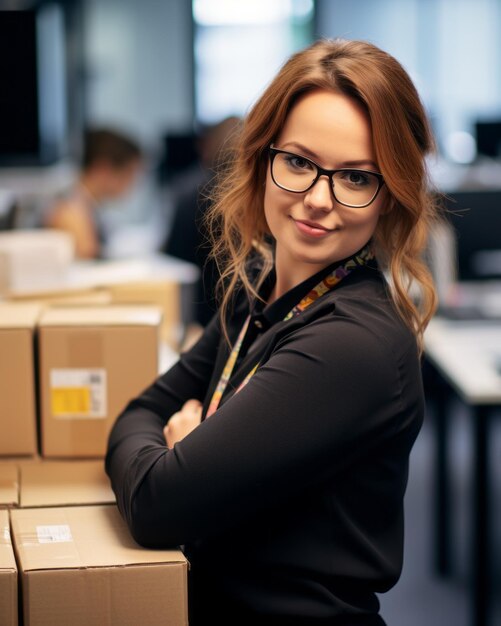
50, 368, 107, 418
36, 524, 73, 544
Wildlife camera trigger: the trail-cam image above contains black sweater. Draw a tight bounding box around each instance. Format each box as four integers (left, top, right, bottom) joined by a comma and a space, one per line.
105, 258, 424, 625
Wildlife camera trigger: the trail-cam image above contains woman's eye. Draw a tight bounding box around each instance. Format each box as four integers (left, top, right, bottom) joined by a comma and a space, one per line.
286, 156, 313, 170
342, 171, 370, 186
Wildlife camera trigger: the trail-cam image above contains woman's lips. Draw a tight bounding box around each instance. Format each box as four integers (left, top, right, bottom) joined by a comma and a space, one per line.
293, 218, 334, 238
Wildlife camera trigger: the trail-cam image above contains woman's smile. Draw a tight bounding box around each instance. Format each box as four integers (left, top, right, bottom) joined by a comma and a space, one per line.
292, 216, 336, 238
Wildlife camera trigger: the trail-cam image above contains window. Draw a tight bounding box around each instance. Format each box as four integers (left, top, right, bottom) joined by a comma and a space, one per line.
193, 0, 314, 125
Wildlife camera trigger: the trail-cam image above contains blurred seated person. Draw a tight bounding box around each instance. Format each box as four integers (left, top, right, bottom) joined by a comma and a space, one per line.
44, 128, 143, 259
164, 116, 241, 326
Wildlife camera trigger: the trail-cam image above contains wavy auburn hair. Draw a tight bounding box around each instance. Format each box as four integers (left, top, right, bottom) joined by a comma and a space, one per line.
205, 38, 438, 351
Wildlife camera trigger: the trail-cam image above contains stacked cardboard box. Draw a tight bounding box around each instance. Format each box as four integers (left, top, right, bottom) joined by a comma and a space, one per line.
0, 303, 162, 460
38, 305, 162, 458
9, 286, 113, 308
1, 458, 188, 625
0, 463, 19, 508
11, 505, 188, 626
0, 298, 190, 624
2, 458, 116, 509
0, 304, 40, 456
107, 279, 181, 349
0, 509, 17, 626
19, 460, 115, 508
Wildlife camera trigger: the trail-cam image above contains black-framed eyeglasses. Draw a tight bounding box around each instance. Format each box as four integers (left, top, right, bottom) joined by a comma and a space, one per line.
268, 145, 384, 208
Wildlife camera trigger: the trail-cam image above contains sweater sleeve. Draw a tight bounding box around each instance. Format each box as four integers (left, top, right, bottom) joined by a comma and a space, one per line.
105, 311, 223, 519
106, 311, 421, 549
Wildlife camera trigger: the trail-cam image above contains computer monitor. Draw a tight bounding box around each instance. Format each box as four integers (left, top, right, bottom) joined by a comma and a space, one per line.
443, 190, 501, 280
0, 8, 67, 165
475, 120, 501, 159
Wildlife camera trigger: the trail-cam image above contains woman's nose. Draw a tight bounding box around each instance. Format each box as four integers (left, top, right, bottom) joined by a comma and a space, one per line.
304, 175, 335, 212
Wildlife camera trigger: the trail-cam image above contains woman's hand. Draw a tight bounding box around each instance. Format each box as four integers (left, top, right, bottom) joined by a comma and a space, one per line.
164, 399, 203, 448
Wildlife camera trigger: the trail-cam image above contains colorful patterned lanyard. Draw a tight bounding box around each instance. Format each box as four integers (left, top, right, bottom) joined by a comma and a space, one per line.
205, 244, 375, 418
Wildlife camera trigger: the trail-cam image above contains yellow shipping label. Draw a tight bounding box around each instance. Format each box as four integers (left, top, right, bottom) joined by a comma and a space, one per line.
50, 369, 107, 418
52, 387, 91, 415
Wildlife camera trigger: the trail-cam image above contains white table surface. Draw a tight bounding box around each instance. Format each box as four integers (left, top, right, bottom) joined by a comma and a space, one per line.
4, 253, 200, 298
424, 316, 501, 405
159, 341, 180, 374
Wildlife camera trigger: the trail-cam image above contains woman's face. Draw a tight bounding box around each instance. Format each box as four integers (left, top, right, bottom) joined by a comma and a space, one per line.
264, 89, 386, 280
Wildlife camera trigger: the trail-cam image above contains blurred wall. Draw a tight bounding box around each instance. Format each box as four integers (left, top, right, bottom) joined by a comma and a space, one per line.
83, 0, 194, 153
315, 0, 501, 157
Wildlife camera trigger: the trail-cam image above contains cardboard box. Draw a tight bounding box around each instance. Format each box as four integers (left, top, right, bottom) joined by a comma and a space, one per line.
0, 303, 40, 456
11, 505, 188, 626
8, 287, 113, 308
0, 509, 17, 626
38, 305, 162, 458
19, 460, 115, 508
0, 462, 19, 508
108, 280, 181, 350
10, 280, 181, 350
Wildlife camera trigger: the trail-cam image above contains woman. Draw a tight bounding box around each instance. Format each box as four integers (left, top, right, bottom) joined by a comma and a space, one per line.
106, 39, 438, 625
44, 128, 142, 259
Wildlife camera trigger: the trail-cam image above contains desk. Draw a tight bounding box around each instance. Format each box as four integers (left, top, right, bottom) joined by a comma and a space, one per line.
424, 317, 501, 626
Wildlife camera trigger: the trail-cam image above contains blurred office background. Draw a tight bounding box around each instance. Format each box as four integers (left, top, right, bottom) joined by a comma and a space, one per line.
0, 1, 500, 625
2, 0, 501, 244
